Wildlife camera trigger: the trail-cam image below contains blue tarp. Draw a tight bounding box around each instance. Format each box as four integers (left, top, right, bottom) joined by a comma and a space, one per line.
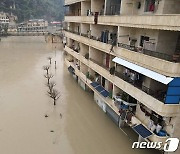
133, 124, 152, 138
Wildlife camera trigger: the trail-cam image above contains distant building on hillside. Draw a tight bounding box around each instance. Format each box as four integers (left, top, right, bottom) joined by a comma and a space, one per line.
0, 12, 10, 26
18, 19, 48, 32
0, 12, 18, 33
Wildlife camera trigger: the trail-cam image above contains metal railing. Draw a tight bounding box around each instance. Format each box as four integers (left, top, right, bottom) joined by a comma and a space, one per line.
118, 42, 179, 62
65, 30, 180, 63
114, 71, 166, 102
106, 4, 120, 15
64, 29, 114, 45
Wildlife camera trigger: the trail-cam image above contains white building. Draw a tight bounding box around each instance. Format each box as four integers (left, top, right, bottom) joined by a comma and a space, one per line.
63, 0, 180, 153
0, 12, 10, 25
18, 19, 48, 32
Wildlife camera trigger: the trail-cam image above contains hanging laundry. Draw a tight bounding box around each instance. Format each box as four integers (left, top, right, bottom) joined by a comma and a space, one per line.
149, 2, 155, 12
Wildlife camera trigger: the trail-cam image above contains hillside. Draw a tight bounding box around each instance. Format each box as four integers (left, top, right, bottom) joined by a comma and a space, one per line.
0, 0, 64, 22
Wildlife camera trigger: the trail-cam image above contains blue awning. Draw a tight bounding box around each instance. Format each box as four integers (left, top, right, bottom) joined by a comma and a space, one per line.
101, 90, 109, 97
91, 82, 109, 98
132, 124, 152, 138
91, 82, 100, 88
95, 86, 105, 93
68, 66, 75, 75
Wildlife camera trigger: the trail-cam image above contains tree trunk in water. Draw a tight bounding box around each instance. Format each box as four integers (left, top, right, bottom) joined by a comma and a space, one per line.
54, 99, 56, 106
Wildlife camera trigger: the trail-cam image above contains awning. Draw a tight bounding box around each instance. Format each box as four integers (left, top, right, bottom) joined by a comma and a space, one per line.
113, 57, 173, 85
132, 124, 153, 138
91, 82, 99, 88
101, 90, 110, 97
95, 86, 105, 93
68, 66, 75, 75
90, 82, 109, 98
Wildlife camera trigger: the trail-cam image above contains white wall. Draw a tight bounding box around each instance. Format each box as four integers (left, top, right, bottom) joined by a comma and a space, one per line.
81, 1, 91, 16
91, 0, 105, 13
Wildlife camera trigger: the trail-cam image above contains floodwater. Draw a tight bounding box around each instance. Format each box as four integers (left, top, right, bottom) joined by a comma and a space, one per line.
0, 36, 159, 154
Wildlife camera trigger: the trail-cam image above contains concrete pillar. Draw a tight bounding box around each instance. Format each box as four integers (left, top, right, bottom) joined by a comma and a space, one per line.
138, 135, 145, 143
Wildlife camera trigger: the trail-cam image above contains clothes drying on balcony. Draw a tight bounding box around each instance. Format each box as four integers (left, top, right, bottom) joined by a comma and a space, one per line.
133, 124, 153, 139
113, 57, 173, 85
100, 30, 109, 43
90, 82, 110, 98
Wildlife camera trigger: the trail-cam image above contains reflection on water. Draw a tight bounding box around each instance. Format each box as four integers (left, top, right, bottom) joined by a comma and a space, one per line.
0, 36, 159, 154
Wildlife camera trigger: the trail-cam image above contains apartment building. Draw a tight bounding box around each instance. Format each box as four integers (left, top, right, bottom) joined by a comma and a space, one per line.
63, 0, 180, 152
18, 19, 48, 32
0, 12, 10, 25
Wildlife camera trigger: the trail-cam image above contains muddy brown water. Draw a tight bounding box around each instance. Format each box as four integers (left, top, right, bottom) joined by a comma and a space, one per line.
0, 36, 160, 154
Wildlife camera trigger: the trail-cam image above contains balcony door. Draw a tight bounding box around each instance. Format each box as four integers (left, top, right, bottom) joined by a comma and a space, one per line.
140, 36, 149, 47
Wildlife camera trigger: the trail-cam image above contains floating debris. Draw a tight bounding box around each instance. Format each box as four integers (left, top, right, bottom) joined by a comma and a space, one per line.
45, 114, 49, 118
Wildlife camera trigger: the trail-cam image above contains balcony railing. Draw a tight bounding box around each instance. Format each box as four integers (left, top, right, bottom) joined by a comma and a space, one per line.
64, 29, 115, 45
118, 43, 180, 63
64, 29, 180, 63
114, 71, 166, 103
89, 58, 109, 71
105, 4, 120, 15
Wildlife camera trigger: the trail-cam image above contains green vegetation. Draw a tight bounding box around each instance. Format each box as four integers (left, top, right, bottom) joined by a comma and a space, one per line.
0, 0, 64, 22
0, 24, 8, 36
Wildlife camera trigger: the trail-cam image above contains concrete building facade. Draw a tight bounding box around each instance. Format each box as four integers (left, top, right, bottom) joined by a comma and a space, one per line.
18, 19, 48, 32
63, 0, 180, 153
0, 12, 10, 25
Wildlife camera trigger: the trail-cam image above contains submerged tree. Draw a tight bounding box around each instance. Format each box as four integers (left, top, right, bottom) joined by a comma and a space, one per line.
47, 57, 52, 65
48, 89, 60, 106
43, 65, 50, 75
44, 73, 54, 84
46, 81, 56, 93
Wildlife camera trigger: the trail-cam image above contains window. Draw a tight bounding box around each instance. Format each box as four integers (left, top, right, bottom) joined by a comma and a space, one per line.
144, 0, 155, 12
140, 36, 149, 47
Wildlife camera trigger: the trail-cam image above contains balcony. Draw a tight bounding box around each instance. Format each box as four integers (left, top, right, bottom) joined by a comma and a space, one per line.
65, 15, 180, 31
114, 71, 165, 103
64, 30, 113, 54
64, 30, 180, 77
131, 116, 169, 145
98, 15, 180, 31
88, 59, 179, 116
117, 43, 180, 77
65, 16, 93, 23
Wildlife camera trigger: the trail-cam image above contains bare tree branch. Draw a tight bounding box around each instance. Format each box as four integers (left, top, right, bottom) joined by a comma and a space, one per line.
46, 81, 56, 93
43, 65, 50, 75
44, 73, 54, 84
47, 89, 61, 105
47, 57, 52, 65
